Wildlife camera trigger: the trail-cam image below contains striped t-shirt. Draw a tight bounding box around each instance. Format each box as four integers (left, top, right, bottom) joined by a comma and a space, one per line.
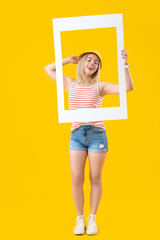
69, 80, 105, 131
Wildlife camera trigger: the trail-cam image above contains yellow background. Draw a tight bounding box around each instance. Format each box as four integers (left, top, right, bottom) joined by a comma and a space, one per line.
0, 1, 160, 239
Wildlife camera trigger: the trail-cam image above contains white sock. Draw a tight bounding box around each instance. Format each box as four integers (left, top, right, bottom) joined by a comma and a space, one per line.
90, 213, 96, 217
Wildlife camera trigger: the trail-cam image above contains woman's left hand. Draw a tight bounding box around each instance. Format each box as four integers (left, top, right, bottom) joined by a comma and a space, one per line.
121, 49, 128, 64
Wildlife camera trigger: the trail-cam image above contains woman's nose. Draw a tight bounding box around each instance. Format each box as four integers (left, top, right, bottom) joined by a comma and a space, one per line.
90, 62, 95, 66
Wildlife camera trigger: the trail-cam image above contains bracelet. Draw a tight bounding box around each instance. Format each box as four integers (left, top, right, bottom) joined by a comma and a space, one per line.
124, 63, 129, 69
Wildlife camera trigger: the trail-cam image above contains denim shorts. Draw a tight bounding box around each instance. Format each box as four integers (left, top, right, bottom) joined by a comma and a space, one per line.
69, 125, 108, 153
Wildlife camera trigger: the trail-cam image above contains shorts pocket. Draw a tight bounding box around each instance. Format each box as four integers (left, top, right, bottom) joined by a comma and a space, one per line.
71, 127, 81, 136
72, 129, 77, 133
91, 126, 105, 134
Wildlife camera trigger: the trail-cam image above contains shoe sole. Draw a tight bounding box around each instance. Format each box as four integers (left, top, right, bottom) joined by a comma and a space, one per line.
86, 229, 98, 235
73, 226, 86, 235
74, 232, 85, 235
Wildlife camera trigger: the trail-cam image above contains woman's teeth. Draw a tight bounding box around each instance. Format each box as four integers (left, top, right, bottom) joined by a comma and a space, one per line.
88, 67, 93, 70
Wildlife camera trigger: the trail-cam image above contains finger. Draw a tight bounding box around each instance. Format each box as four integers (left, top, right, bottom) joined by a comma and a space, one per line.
122, 49, 127, 53
121, 54, 127, 57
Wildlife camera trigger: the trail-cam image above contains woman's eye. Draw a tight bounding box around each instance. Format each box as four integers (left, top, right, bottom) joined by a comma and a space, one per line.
87, 59, 98, 64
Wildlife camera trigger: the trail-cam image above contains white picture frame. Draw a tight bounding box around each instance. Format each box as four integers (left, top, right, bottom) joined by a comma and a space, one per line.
52, 14, 127, 123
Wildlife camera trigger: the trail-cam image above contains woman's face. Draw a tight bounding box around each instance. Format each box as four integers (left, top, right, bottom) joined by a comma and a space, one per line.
83, 53, 100, 76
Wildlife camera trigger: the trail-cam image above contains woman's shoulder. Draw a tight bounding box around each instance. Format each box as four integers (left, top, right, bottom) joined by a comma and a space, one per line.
98, 81, 105, 98
98, 81, 104, 91
67, 78, 76, 92
98, 81, 109, 90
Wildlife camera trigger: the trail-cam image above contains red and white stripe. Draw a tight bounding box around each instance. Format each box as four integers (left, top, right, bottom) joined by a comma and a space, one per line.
69, 80, 105, 131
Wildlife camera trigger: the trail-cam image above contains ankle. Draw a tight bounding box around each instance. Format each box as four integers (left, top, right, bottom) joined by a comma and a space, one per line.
89, 213, 96, 216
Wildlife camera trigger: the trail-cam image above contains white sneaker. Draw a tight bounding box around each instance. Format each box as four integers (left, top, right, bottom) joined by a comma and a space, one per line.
86, 214, 98, 235
72, 215, 86, 235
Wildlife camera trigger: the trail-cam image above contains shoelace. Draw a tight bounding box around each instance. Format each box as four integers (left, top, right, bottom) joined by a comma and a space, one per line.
87, 215, 97, 229
72, 216, 85, 231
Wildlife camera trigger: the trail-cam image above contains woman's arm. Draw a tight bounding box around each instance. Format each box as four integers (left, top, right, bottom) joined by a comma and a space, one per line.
44, 57, 71, 82
44, 55, 79, 92
99, 49, 133, 96
124, 65, 133, 91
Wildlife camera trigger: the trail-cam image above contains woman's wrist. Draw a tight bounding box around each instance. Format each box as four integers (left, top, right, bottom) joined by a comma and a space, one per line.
62, 57, 71, 66
124, 62, 129, 70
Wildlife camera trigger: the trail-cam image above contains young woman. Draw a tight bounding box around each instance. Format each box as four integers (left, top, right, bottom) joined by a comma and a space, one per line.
44, 49, 133, 235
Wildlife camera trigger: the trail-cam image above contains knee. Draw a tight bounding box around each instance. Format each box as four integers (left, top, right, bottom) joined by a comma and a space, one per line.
89, 175, 102, 185
72, 174, 85, 186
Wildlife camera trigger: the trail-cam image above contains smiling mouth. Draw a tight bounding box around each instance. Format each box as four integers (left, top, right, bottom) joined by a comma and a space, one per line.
87, 67, 94, 71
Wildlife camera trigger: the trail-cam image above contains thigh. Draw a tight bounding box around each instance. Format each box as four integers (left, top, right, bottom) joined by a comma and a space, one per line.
69, 150, 88, 179
88, 151, 107, 179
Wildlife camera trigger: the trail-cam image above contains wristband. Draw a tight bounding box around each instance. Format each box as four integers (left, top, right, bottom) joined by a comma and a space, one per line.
124, 63, 129, 69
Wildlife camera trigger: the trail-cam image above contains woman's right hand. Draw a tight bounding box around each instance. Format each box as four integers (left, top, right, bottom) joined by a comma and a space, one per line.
69, 55, 79, 64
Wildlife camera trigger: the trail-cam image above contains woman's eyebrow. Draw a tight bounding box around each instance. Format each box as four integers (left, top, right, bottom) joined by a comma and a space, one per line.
87, 57, 99, 62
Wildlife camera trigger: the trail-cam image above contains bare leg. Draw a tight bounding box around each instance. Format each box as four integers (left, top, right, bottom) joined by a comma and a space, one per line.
88, 151, 107, 214
69, 150, 88, 216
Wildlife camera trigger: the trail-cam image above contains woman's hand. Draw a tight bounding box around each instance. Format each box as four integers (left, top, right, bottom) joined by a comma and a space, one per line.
69, 55, 79, 64
121, 49, 128, 64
